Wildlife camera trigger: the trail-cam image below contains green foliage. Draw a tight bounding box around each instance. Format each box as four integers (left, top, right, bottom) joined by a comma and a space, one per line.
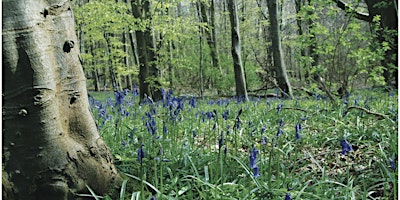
87, 88, 398, 199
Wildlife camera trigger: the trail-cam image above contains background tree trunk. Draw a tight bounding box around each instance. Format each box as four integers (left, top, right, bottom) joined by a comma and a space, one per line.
2, 0, 121, 199
132, 0, 162, 102
266, 0, 293, 98
227, 0, 249, 101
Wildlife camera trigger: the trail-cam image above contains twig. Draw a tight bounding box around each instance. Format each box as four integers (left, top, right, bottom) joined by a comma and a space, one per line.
344, 106, 391, 121
282, 107, 308, 113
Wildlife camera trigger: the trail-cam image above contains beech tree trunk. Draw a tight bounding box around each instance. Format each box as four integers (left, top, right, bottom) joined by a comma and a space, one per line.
227, 0, 249, 101
2, 0, 121, 199
266, 0, 293, 98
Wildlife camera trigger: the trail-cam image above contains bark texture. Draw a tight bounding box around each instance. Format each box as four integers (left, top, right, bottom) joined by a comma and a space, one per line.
2, 0, 121, 199
131, 0, 162, 102
227, 0, 249, 101
267, 0, 293, 98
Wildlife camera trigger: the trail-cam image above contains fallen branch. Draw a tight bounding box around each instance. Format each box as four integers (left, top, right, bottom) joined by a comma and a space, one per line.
344, 106, 391, 121
282, 107, 308, 113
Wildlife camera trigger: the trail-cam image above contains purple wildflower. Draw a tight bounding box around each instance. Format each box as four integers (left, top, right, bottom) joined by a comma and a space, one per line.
189, 97, 196, 108
277, 103, 284, 114
222, 110, 230, 120
253, 166, 260, 177
340, 139, 353, 155
285, 193, 291, 200
137, 143, 145, 164
261, 126, 266, 134
295, 123, 302, 139
261, 137, 267, 145
279, 118, 284, 127
249, 146, 259, 168
390, 158, 396, 171
277, 128, 283, 137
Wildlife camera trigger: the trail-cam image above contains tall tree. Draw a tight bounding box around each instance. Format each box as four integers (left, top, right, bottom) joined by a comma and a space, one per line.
2, 0, 121, 199
200, 0, 221, 74
333, 0, 398, 88
227, 0, 249, 100
131, 0, 162, 101
266, 0, 293, 98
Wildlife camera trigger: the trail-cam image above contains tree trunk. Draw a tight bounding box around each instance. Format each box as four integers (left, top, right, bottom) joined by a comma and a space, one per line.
266, 0, 293, 98
90, 42, 101, 91
227, 0, 249, 101
131, 0, 162, 102
2, 1, 121, 199
332, 0, 398, 88
196, 1, 205, 98
200, 0, 221, 75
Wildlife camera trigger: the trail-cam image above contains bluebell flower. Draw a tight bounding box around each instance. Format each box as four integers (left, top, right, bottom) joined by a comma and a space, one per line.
261, 137, 267, 145
295, 123, 302, 139
276, 128, 283, 137
212, 123, 217, 131
266, 101, 271, 109
137, 143, 145, 164
121, 140, 126, 147
132, 85, 139, 96
340, 139, 353, 155
192, 129, 197, 138
390, 158, 396, 171
285, 193, 291, 200
189, 96, 196, 108
279, 118, 284, 127
277, 103, 284, 114
253, 166, 260, 177
261, 126, 266, 134
249, 146, 259, 168
235, 117, 241, 129
114, 91, 125, 106
222, 110, 230, 120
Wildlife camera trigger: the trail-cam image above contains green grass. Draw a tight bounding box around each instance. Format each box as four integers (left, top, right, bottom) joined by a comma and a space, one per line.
87, 88, 397, 199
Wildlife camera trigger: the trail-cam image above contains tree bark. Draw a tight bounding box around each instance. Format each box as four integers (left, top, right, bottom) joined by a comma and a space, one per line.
200, 0, 221, 75
266, 0, 293, 98
227, 0, 249, 101
131, 0, 162, 102
2, 0, 121, 199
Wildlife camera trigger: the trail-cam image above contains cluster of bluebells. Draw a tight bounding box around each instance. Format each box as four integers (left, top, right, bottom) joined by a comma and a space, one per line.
144, 108, 157, 135
249, 146, 260, 177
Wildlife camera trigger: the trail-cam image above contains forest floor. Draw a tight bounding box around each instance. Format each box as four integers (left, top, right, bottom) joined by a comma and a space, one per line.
87, 88, 397, 200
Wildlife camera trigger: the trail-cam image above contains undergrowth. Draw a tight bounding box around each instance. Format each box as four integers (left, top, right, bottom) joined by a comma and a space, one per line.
86, 88, 398, 200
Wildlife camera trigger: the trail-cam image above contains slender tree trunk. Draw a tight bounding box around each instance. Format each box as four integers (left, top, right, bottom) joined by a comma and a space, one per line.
90, 42, 101, 91
267, 0, 293, 98
295, 0, 305, 82
200, 0, 221, 75
227, 0, 249, 101
196, 1, 205, 98
2, 1, 121, 199
104, 33, 119, 91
